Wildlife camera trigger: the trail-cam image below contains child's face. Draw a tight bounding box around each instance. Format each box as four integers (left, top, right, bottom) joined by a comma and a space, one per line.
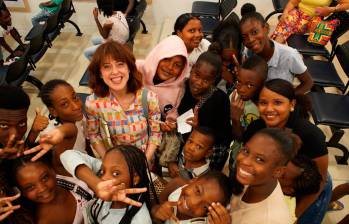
240, 19, 269, 54
236, 68, 263, 101
189, 62, 216, 98
0, 10, 12, 26
100, 56, 130, 93
183, 130, 213, 163
49, 85, 83, 123
100, 150, 138, 188
258, 87, 295, 128
0, 108, 27, 146
278, 161, 301, 196
177, 19, 203, 51
16, 163, 57, 204
156, 55, 185, 82
177, 178, 224, 218
236, 133, 283, 186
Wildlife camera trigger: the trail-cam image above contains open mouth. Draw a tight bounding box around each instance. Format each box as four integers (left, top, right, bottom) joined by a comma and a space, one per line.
110, 76, 123, 84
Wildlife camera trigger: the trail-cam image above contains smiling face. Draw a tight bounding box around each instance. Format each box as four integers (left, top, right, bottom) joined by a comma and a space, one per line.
100, 56, 130, 94
258, 87, 295, 128
183, 130, 213, 164
155, 55, 186, 82
236, 68, 264, 101
189, 62, 216, 98
177, 177, 224, 218
16, 162, 57, 204
0, 108, 27, 146
236, 133, 283, 186
177, 18, 203, 52
240, 19, 269, 54
48, 85, 83, 123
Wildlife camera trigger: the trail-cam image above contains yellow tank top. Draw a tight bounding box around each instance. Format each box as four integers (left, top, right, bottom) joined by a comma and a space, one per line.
298, 0, 332, 16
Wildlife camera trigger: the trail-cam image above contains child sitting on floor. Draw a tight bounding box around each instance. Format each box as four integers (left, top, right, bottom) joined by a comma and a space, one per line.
167, 126, 214, 179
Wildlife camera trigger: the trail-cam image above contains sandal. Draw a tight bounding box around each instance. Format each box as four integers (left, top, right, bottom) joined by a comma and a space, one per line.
328, 200, 344, 211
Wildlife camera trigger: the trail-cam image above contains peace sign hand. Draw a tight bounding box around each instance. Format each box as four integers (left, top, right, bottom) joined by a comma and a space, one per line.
0, 134, 25, 159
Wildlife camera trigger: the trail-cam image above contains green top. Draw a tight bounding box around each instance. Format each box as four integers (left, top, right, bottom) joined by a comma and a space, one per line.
40, 0, 64, 14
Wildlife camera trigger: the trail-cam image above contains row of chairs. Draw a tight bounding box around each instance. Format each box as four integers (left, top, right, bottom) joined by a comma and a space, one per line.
1, 0, 82, 90
265, 0, 349, 165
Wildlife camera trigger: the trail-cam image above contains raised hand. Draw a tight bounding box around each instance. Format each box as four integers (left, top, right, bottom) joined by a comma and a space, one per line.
93, 7, 99, 19
0, 134, 24, 159
230, 90, 244, 123
153, 201, 179, 222
207, 202, 231, 224
0, 193, 21, 221
31, 108, 49, 133
96, 180, 147, 207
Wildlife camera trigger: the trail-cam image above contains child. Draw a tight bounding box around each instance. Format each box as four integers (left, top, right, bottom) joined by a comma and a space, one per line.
167, 126, 214, 179
152, 171, 232, 223
11, 153, 87, 224
32, 0, 63, 26
239, 10, 313, 95
0, 8, 24, 68
86, 41, 161, 160
228, 128, 297, 224
177, 51, 232, 171
60, 145, 154, 224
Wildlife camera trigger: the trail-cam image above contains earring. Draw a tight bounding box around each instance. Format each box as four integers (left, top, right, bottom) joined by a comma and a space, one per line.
291, 107, 294, 112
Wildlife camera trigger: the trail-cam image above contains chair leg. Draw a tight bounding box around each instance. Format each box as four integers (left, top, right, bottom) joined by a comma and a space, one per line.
66, 20, 83, 36
327, 127, 348, 165
26, 75, 43, 90
140, 19, 148, 34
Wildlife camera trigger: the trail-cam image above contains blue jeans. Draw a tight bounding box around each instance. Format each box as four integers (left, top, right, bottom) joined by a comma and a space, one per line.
83, 36, 104, 61
297, 174, 332, 224
32, 9, 52, 26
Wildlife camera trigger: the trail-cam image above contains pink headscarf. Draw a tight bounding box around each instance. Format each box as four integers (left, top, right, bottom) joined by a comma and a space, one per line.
137, 35, 189, 119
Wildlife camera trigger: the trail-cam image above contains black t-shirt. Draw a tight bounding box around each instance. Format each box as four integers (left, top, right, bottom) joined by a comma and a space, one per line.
178, 81, 232, 146
243, 115, 328, 159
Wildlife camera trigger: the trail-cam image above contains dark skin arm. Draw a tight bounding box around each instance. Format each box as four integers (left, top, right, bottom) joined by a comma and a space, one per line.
295, 70, 313, 95
9, 27, 24, 46
0, 37, 14, 55
39, 1, 58, 8
124, 0, 135, 16
93, 8, 113, 39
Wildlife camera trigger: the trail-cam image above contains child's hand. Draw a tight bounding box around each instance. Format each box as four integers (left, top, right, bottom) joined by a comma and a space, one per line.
0, 134, 25, 159
186, 106, 199, 128
208, 202, 231, 224
0, 193, 21, 221
160, 119, 177, 132
96, 180, 147, 207
31, 108, 49, 133
93, 7, 99, 19
153, 201, 179, 222
24, 128, 65, 161
168, 162, 180, 178
230, 90, 244, 122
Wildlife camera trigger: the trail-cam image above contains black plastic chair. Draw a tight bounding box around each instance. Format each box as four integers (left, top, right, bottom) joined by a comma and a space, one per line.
77, 92, 89, 113
192, 0, 221, 18
127, 0, 148, 35
0, 46, 43, 90
309, 91, 349, 165
58, 0, 83, 36
305, 40, 349, 93
197, 0, 237, 37
265, 0, 288, 22
79, 69, 89, 86
44, 11, 60, 47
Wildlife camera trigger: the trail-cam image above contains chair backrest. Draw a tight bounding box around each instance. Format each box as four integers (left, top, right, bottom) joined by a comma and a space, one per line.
60, 0, 72, 15
28, 23, 47, 55
335, 40, 349, 79
220, 0, 237, 19
272, 0, 288, 11
5, 47, 30, 83
45, 11, 60, 34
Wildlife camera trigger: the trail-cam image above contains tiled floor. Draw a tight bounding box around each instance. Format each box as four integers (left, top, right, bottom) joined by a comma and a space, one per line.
8, 1, 349, 223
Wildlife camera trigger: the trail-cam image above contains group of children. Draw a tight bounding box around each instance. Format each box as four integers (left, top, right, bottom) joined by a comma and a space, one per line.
0, 2, 345, 224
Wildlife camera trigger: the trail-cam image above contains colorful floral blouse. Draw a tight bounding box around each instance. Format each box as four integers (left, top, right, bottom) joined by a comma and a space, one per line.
85, 88, 162, 152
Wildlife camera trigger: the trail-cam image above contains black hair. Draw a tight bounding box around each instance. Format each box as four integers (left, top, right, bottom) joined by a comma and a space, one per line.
39, 79, 72, 125
198, 171, 232, 206
210, 26, 243, 62
240, 11, 267, 29
195, 51, 222, 84
192, 126, 215, 144
96, 0, 114, 17
0, 86, 30, 110
256, 128, 298, 165
263, 79, 312, 117
290, 155, 322, 197
173, 13, 201, 35
91, 145, 156, 224
240, 3, 256, 17
241, 55, 268, 81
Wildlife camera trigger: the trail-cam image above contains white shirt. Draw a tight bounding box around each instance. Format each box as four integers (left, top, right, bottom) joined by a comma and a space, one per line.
267, 40, 307, 83
186, 39, 211, 78
105, 11, 129, 44
230, 182, 292, 224
0, 25, 12, 38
